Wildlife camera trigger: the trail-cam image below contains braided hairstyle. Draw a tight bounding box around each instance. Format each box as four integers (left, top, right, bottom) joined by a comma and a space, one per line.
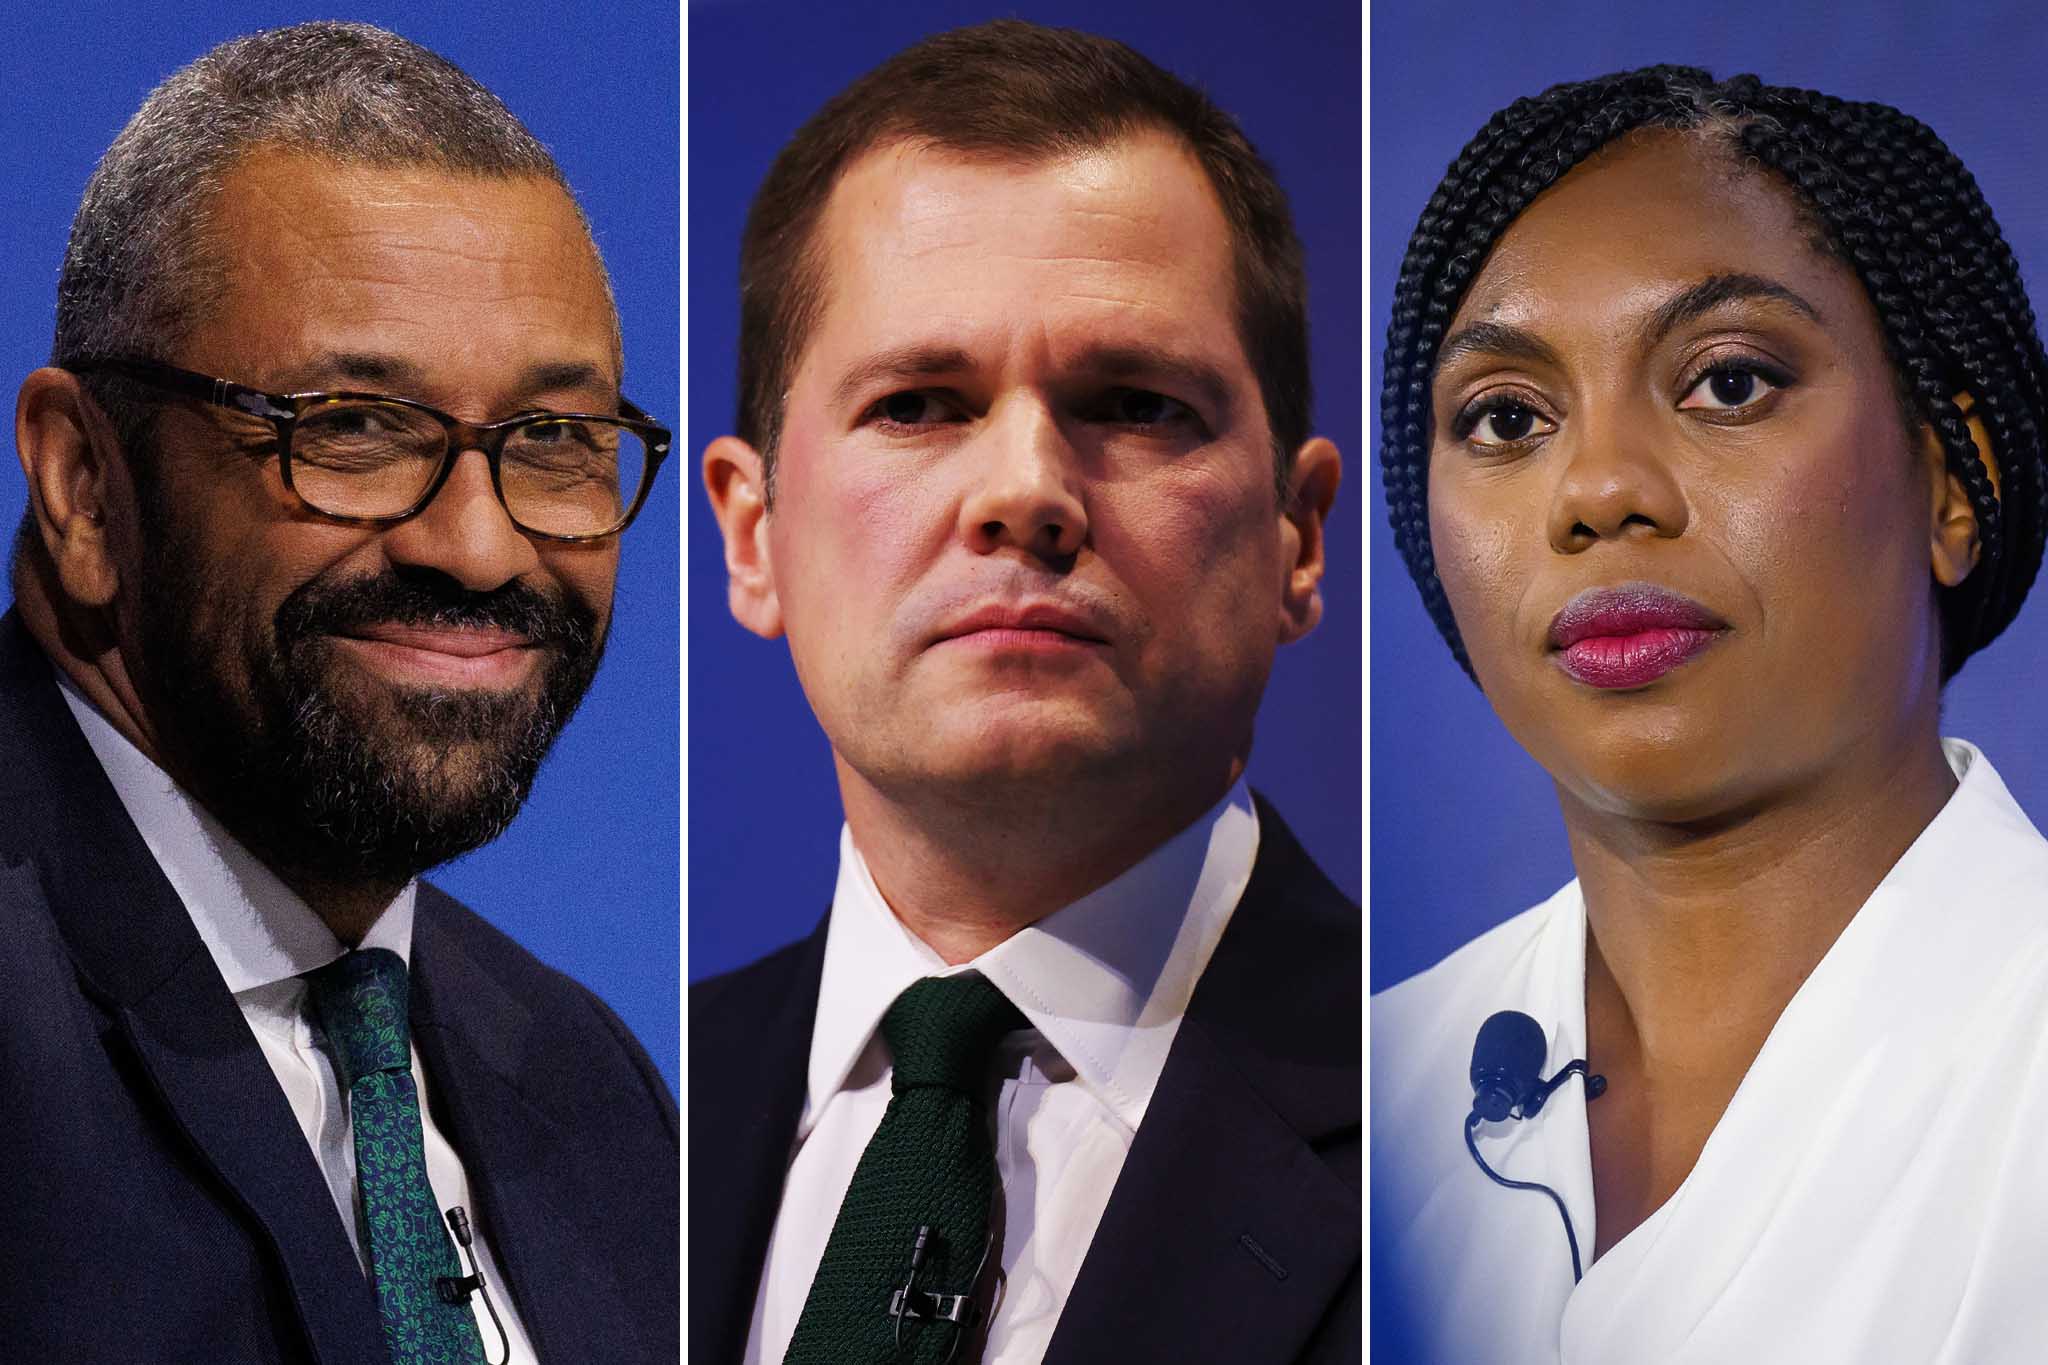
1379, 66, 2048, 681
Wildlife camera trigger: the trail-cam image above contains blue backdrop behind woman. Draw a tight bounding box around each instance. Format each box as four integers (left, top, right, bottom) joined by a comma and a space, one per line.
1371, 1, 2048, 992
690, 0, 1363, 980
0, 3, 680, 1084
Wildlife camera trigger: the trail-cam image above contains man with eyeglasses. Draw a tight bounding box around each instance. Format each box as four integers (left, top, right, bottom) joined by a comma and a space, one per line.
0, 23, 676, 1364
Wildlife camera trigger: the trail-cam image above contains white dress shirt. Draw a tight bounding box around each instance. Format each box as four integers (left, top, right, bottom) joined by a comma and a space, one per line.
59, 680, 538, 1363
744, 783, 1262, 1364
1373, 740, 2048, 1364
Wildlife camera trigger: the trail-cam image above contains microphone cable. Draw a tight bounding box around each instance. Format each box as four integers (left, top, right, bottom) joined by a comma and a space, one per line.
1464, 1010, 1607, 1283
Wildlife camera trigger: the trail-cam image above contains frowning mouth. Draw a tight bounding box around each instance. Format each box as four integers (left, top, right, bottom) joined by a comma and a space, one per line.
1547, 583, 1728, 690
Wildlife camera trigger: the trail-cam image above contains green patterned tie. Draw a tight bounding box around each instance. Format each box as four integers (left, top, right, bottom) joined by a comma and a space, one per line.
784, 974, 1025, 1365
309, 948, 488, 1365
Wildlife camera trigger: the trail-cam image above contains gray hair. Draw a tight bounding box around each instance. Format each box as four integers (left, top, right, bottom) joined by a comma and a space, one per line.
55, 20, 607, 373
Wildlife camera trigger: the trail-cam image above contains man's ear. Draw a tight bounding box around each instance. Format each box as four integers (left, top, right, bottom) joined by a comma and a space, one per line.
15, 367, 124, 608
1278, 437, 1341, 644
1930, 391, 1999, 589
702, 435, 785, 639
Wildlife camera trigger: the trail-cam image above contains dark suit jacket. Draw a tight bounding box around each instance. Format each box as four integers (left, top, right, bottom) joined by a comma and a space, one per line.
690, 797, 1360, 1363
0, 610, 679, 1362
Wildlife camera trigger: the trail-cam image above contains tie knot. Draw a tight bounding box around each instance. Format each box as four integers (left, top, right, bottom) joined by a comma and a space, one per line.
882, 974, 1025, 1094
308, 947, 412, 1086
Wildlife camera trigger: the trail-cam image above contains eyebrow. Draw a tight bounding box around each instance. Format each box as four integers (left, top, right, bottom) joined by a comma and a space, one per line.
1433, 321, 1563, 375
1637, 273, 1824, 347
830, 345, 976, 411
828, 341, 1235, 415
281, 352, 616, 403
1434, 273, 1827, 381
1070, 343, 1235, 417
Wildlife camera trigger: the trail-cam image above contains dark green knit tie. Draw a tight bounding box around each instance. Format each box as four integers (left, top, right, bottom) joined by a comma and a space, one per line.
309, 949, 487, 1365
784, 973, 1026, 1365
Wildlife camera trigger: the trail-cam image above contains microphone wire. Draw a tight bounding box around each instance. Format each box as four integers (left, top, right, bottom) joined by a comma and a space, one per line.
1463, 1111, 1586, 1283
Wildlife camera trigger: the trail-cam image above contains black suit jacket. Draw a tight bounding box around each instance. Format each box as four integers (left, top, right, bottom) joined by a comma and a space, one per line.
690, 798, 1361, 1363
0, 611, 679, 1362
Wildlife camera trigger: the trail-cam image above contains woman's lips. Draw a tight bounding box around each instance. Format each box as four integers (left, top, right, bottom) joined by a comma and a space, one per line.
1548, 584, 1728, 690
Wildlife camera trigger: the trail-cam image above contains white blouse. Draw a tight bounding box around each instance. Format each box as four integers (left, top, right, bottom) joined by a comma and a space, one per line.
1373, 739, 2048, 1364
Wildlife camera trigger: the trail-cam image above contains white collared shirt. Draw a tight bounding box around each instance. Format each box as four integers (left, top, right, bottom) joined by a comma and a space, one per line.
1372, 740, 2048, 1364
59, 680, 538, 1363
744, 783, 1262, 1364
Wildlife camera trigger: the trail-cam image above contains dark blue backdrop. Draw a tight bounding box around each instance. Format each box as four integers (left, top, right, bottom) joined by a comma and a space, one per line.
0, 5, 679, 1087
687, 0, 1363, 982
1370, 1, 2048, 992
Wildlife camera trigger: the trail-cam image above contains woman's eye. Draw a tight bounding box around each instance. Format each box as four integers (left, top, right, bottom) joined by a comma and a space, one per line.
1460, 399, 1555, 448
1678, 364, 1784, 412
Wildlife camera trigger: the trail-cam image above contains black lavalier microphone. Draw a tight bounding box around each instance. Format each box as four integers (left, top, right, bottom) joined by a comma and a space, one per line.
435, 1206, 511, 1363
1465, 1011, 1607, 1282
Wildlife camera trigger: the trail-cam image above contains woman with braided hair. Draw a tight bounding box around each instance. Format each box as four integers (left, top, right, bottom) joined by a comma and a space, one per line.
1371, 66, 2048, 1363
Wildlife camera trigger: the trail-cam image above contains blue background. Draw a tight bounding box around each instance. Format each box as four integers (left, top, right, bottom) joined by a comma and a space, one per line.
688, 0, 1363, 979
1370, 1, 2048, 993
0, 4, 679, 1088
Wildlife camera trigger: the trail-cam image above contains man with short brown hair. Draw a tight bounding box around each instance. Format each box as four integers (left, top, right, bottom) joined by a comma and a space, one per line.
696, 21, 1359, 1364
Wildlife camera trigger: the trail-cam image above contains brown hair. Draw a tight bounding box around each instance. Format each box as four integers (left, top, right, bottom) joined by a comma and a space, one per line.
736, 19, 1310, 499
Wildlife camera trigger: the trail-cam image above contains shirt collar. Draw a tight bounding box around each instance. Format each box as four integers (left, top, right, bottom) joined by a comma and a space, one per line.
806, 781, 1260, 1135
56, 676, 414, 995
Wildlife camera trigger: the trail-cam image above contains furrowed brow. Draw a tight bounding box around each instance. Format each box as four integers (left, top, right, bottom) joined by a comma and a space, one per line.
517, 360, 614, 398
830, 345, 975, 410
1073, 343, 1234, 416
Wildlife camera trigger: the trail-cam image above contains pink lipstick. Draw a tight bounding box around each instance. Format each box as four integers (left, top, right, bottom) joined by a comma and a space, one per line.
1547, 584, 1727, 690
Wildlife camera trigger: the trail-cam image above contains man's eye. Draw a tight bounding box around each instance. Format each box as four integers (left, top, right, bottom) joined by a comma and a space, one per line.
1088, 387, 1195, 427
869, 391, 960, 427
1677, 363, 1788, 412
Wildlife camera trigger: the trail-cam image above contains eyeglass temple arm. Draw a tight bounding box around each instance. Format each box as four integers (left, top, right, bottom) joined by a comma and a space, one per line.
62, 357, 295, 423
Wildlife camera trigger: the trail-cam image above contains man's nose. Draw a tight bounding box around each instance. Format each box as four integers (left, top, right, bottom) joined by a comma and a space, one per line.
956, 402, 1088, 560
1545, 411, 1689, 552
377, 447, 542, 589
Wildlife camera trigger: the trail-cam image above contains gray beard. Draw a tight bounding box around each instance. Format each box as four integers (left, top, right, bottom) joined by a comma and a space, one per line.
131, 496, 604, 888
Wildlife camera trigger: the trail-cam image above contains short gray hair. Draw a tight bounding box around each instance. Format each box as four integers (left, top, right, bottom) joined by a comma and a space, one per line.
13, 21, 619, 584
55, 20, 601, 370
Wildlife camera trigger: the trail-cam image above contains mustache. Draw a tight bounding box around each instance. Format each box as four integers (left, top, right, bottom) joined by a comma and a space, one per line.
272, 572, 599, 654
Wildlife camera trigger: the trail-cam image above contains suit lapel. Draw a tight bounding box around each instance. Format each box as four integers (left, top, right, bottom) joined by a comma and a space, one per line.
1046, 1017, 1356, 1364
688, 921, 827, 1363
409, 894, 641, 1362
1046, 797, 1361, 1365
0, 614, 385, 1364
116, 957, 387, 1365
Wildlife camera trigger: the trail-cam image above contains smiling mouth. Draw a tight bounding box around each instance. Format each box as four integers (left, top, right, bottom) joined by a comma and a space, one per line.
331, 624, 542, 689
1547, 583, 1728, 690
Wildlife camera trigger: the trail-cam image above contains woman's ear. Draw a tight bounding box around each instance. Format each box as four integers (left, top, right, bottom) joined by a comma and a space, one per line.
1929, 391, 1998, 589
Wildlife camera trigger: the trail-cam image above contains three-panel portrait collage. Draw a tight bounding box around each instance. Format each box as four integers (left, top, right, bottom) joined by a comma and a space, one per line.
2, 3, 2045, 1362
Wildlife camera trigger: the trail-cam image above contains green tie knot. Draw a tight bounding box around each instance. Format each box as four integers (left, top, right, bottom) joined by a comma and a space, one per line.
883, 974, 1025, 1094
309, 947, 413, 1085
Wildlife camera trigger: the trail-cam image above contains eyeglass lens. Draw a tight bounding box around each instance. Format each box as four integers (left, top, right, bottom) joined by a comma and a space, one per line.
288, 400, 649, 537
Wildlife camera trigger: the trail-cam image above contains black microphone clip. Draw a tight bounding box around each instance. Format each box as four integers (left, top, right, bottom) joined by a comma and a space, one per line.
1464, 1010, 1606, 1284
885, 1223, 997, 1365
1469, 1009, 1607, 1122
434, 1205, 510, 1365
